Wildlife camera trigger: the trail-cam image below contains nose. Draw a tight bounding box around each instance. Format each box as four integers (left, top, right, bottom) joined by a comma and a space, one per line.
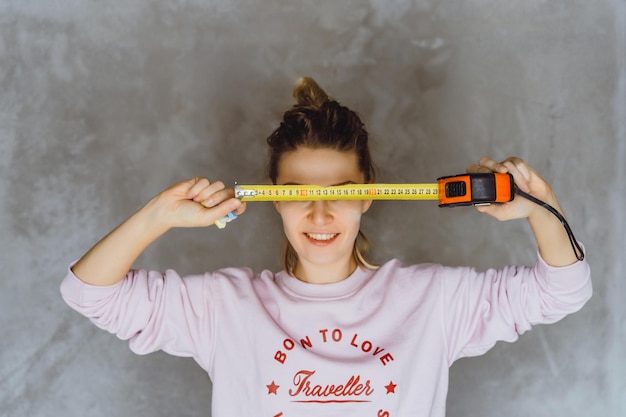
309, 200, 333, 225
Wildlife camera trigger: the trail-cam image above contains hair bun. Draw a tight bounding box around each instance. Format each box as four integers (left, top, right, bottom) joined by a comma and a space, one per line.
293, 77, 331, 108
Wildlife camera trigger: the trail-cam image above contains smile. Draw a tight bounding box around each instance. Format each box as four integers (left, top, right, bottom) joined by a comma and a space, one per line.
306, 233, 338, 241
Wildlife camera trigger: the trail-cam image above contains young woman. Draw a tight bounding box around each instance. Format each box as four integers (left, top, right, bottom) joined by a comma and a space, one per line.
61, 77, 591, 417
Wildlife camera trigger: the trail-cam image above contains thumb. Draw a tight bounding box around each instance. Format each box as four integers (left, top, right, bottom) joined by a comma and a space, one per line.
201, 198, 242, 227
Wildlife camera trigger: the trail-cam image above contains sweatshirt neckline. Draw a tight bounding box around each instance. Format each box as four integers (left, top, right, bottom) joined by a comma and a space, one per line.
277, 267, 373, 299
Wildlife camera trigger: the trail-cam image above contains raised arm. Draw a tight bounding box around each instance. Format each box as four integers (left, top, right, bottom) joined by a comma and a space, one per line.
468, 156, 580, 267
71, 177, 245, 286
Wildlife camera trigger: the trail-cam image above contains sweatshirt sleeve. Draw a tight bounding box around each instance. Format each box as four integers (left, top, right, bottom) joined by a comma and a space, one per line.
442, 249, 592, 364
60, 264, 214, 370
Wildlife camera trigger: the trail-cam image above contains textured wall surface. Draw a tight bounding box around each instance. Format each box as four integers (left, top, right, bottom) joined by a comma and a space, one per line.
1, 1, 624, 416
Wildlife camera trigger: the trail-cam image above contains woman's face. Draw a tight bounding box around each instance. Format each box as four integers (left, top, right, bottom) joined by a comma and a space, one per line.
274, 147, 372, 282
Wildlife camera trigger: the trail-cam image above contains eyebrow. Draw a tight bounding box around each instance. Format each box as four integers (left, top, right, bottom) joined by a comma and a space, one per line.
280, 181, 357, 186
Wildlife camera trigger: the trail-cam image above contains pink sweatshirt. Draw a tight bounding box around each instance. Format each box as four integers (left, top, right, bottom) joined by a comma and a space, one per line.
61, 254, 591, 417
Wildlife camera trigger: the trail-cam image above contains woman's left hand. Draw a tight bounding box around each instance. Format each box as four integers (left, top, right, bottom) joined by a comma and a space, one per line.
466, 156, 558, 221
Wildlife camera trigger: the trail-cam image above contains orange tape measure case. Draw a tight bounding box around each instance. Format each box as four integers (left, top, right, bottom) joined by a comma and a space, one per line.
437, 173, 515, 207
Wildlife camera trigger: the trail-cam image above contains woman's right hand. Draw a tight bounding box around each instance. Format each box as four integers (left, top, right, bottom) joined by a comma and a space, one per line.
146, 177, 246, 229
71, 177, 245, 286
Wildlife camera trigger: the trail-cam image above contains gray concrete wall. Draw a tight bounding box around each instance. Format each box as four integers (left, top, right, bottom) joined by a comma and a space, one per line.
1, 1, 623, 416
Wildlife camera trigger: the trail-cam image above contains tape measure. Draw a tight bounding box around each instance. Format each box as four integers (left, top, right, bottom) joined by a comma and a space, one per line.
225, 172, 585, 262
235, 172, 515, 207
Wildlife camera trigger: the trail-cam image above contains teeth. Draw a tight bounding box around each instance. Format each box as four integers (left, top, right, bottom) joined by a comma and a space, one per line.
307, 233, 337, 241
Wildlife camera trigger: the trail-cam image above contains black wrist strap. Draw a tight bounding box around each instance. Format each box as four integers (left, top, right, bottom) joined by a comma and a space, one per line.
514, 189, 585, 262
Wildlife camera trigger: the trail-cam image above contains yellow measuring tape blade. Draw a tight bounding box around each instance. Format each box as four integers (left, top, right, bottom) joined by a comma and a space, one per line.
235, 183, 440, 201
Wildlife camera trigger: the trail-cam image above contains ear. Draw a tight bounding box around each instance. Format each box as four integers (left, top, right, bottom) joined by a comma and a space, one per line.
361, 199, 373, 214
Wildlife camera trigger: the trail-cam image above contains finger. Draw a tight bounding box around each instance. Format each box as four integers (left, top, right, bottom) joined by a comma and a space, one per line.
219, 197, 243, 214
466, 163, 480, 173
502, 159, 531, 192
190, 181, 227, 204
200, 187, 235, 208
210, 198, 243, 228
233, 201, 247, 215
475, 204, 511, 221
466, 163, 492, 174
509, 158, 532, 182
478, 156, 509, 173
185, 177, 215, 199
475, 204, 493, 214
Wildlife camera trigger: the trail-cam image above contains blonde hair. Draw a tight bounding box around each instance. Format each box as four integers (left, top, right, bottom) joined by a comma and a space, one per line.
267, 77, 378, 275
293, 76, 331, 108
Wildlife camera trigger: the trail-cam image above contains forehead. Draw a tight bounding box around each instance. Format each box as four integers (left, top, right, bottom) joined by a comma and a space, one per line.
276, 147, 364, 186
